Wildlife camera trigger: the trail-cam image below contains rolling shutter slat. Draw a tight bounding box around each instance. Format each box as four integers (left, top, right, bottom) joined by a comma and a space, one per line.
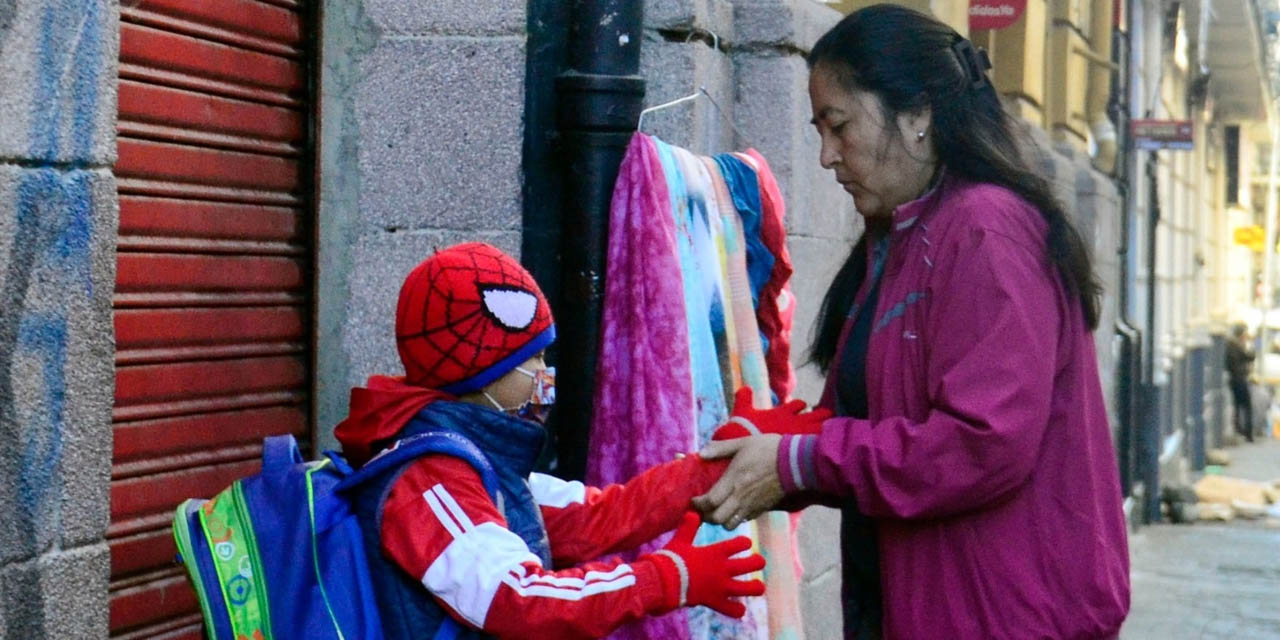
110, 3, 312, 637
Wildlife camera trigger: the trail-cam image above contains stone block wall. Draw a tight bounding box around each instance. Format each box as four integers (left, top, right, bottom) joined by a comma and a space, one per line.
315, 0, 528, 447
0, 0, 119, 637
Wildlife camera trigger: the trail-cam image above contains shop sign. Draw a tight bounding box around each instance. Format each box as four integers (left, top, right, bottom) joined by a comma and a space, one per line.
1132, 119, 1194, 151
970, 0, 1027, 30
1234, 225, 1265, 252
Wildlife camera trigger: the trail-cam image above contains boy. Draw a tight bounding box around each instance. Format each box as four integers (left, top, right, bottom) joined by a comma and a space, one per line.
335, 243, 821, 640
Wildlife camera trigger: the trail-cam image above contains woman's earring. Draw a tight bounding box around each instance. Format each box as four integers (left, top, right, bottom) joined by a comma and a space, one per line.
916, 130, 926, 141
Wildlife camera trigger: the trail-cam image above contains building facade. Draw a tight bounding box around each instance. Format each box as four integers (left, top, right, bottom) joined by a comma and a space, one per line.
0, 0, 1276, 638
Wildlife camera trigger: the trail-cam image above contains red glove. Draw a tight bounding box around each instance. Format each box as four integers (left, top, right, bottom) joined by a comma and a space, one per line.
712, 387, 832, 440
648, 512, 766, 618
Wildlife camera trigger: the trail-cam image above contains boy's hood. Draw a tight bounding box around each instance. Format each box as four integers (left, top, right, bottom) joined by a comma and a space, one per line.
333, 375, 452, 466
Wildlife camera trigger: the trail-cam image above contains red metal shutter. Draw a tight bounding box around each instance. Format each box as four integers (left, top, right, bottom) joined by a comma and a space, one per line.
109, 1, 313, 638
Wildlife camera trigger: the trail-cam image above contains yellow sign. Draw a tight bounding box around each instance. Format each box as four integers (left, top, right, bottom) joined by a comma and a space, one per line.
1234, 225, 1265, 252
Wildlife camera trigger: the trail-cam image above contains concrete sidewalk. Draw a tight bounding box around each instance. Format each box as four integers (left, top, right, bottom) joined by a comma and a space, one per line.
1121, 439, 1280, 639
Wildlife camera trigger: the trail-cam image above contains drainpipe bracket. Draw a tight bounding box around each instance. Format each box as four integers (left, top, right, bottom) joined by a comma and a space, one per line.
557, 72, 646, 131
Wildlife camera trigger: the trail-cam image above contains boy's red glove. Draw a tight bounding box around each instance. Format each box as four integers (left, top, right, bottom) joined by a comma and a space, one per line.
712, 387, 832, 440
648, 512, 765, 618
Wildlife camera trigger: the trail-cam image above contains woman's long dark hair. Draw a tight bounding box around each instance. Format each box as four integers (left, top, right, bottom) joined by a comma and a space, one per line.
808, 4, 1102, 372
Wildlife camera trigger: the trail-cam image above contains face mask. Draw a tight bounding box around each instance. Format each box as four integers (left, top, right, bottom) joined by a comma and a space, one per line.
483, 366, 556, 424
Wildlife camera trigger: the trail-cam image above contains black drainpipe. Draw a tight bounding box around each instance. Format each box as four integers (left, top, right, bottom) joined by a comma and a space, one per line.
549, 1, 646, 480
1140, 152, 1162, 523
522, 0, 571, 346
1115, 1, 1162, 525
1109, 17, 1142, 506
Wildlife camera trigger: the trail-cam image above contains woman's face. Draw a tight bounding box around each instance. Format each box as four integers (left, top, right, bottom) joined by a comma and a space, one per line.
808, 64, 937, 219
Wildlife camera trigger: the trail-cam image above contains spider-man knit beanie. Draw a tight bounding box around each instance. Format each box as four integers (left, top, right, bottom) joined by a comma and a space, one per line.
395, 243, 556, 394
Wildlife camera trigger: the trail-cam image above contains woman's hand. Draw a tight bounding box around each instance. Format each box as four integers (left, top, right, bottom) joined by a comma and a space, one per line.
692, 434, 784, 529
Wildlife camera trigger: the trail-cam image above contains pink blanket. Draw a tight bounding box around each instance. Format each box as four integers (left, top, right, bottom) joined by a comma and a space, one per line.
588, 133, 695, 640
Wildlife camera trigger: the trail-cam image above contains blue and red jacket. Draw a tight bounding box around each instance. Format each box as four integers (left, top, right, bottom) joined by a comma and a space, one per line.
336, 376, 725, 640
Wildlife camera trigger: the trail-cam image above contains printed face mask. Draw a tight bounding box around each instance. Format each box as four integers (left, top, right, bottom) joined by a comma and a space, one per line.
483, 366, 556, 424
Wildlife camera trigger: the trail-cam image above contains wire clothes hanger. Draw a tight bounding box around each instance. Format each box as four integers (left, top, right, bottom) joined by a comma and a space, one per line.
636, 86, 754, 148
634, 30, 753, 147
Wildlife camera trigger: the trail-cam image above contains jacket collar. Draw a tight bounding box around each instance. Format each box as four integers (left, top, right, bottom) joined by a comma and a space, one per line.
418, 401, 547, 478
891, 170, 951, 233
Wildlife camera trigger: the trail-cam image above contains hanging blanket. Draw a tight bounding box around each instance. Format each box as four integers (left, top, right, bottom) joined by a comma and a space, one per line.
706, 154, 806, 640
740, 150, 796, 403
589, 133, 802, 640
588, 133, 695, 640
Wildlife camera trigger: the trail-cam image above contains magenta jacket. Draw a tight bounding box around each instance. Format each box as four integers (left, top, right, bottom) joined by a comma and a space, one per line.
778, 176, 1130, 639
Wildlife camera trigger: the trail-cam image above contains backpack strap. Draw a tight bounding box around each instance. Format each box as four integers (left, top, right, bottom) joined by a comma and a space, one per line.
337, 431, 501, 640
334, 430, 501, 500
324, 449, 356, 476
263, 434, 304, 476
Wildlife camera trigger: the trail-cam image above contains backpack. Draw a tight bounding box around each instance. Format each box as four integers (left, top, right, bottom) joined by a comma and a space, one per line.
172, 431, 500, 640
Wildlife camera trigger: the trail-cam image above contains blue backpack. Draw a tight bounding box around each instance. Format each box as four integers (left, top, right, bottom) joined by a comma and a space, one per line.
172, 431, 499, 640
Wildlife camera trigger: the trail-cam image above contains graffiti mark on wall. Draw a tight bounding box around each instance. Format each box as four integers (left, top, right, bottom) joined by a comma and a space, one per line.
5, 170, 96, 517
0, 0, 17, 45
15, 313, 67, 515
0, 0, 102, 527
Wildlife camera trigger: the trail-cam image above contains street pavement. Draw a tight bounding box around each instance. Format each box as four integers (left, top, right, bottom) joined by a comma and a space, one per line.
1121, 438, 1280, 639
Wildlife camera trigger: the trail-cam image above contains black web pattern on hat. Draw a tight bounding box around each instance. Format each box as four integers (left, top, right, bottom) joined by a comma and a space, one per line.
397, 245, 544, 374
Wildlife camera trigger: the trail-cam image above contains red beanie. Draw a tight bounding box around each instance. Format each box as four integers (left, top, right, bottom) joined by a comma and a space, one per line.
395, 243, 556, 394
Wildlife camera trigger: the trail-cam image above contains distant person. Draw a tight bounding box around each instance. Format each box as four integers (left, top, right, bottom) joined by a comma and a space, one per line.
1226, 323, 1256, 442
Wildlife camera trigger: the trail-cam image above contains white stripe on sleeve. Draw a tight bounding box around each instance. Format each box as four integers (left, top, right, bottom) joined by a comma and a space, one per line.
423, 488, 465, 539
500, 564, 637, 601
431, 484, 476, 531
505, 564, 633, 590
420, 521, 543, 627
528, 472, 588, 508
788, 436, 806, 491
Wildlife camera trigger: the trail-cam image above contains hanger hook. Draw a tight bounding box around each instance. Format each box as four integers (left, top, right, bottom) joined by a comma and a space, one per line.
683, 28, 721, 51
637, 84, 752, 147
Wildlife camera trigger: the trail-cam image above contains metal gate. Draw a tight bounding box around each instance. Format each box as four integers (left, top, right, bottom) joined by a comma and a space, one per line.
108, 1, 312, 637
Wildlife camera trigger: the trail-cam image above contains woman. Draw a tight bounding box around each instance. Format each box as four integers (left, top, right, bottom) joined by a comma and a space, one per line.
693, 6, 1130, 639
